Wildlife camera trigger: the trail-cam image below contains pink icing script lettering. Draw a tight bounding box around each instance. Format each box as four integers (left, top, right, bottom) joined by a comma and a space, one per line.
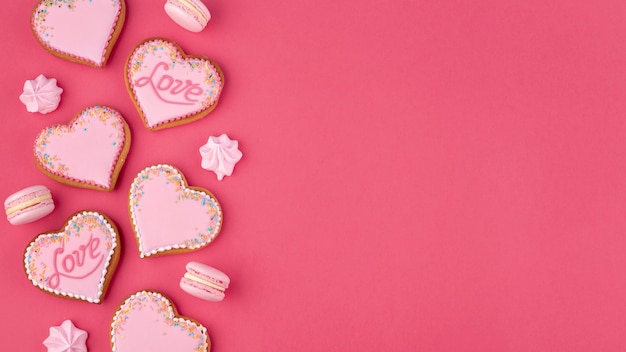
135, 62, 203, 105
48, 234, 104, 289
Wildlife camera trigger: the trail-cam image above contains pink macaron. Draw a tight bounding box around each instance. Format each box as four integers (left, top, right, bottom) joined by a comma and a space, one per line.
164, 0, 211, 33
4, 185, 55, 225
180, 262, 230, 302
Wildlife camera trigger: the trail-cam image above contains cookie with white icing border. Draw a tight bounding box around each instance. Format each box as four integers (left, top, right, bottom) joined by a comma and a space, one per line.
125, 38, 224, 130
111, 290, 210, 351
23, 211, 121, 304
31, 0, 126, 68
129, 164, 222, 257
34, 105, 131, 192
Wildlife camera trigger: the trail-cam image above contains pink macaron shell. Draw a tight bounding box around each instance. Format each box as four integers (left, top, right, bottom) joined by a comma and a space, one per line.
4, 185, 55, 225
186, 261, 230, 289
180, 276, 225, 302
4, 185, 50, 208
7, 199, 55, 225
164, 0, 210, 33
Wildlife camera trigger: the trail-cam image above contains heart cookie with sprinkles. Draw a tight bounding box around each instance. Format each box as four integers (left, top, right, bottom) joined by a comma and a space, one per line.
111, 290, 210, 351
34, 105, 131, 191
31, 0, 126, 67
129, 164, 222, 257
125, 38, 224, 130
23, 211, 121, 304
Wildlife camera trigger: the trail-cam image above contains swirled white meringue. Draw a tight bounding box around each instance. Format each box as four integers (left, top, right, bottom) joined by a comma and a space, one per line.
19, 74, 63, 114
199, 134, 243, 180
43, 320, 88, 352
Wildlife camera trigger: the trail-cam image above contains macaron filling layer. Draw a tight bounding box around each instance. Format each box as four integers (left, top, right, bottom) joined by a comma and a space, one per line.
183, 272, 226, 291
5, 193, 52, 215
172, 0, 209, 25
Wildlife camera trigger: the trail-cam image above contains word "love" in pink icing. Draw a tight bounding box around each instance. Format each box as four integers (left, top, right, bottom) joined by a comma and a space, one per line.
135, 62, 203, 105
48, 234, 104, 289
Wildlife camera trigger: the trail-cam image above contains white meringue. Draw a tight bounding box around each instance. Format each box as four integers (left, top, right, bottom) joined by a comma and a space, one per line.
199, 134, 243, 180
43, 320, 88, 352
19, 74, 63, 114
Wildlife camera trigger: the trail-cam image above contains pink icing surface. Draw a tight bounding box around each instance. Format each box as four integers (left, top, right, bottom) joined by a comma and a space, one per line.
24, 211, 118, 303
127, 39, 223, 129
129, 164, 222, 257
111, 291, 208, 352
34, 105, 128, 190
31, 0, 123, 66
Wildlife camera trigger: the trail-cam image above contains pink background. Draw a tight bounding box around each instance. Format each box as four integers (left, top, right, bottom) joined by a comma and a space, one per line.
1, 0, 626, 350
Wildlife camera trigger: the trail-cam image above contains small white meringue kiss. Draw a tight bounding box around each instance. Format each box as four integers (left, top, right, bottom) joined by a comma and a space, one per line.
199, 134, 243, 180
19, 74, 63, 114
43, 320, 88, 352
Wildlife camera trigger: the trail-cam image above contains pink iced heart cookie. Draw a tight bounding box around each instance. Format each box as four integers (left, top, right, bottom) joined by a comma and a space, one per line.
34, 105, 131, 191
125, 38, 224, 130
31, 0, 126, 68
111, 290, 210, 351
24, 211, 121, 304
129, 164, 222, 257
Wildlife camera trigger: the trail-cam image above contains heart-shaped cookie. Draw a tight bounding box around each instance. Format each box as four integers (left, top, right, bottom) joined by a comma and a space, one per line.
31, 0, 126, 67
34, 105, 131, 191
24, 211, 121, 304
129, 164, 222, 257
111, 291, 210, 351
125, 38, 224, 130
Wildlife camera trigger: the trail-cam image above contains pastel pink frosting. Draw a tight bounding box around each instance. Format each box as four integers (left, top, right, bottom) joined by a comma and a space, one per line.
129, 164, 222, 257
126, 39, 223, 130
43, 320, 88, 352
199, 134, 243, 180
111, 291, 209, 351
24, 211, 119, 303
19, 74, 63, 114
31, 0, 124, 67
33, 105, 129, 191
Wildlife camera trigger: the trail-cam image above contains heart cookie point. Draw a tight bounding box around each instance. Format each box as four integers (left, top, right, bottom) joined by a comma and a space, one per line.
111, 290, 210, 351
24, 211, 121, 304
34, 105, 131, 191
31, 0, 126, 68
129, 164, 222, 257
126, 38, 224, 130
